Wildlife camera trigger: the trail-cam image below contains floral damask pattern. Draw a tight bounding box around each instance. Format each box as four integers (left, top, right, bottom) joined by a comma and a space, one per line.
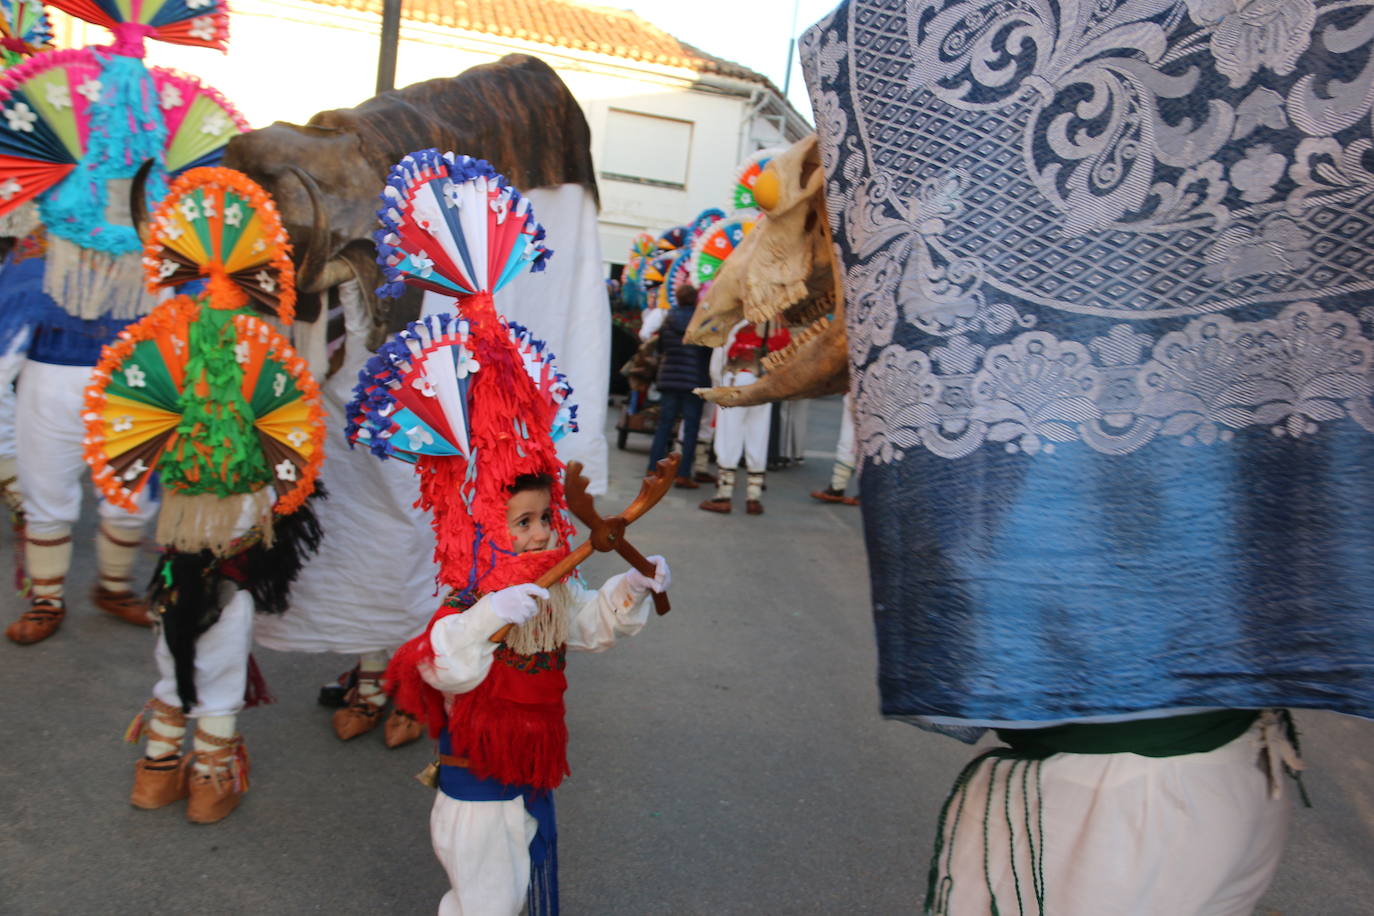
803, 0, 1374, 462
853, 302, 1374, 460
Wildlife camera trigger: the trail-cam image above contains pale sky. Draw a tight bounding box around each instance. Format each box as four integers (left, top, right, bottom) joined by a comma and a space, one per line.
616, 0, 842, 119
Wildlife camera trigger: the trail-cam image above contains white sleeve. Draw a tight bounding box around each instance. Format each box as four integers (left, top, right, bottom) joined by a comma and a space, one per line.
418, 597, 506, 695
564, 574, 651, 653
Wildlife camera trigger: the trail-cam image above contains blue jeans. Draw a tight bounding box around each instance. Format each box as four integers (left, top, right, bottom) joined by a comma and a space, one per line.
648, 388, 703, 476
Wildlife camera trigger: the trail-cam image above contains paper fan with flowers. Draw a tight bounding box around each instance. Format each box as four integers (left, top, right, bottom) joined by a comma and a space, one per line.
0, 49, 248, 215
692, 216, 754, 288
688, 206, 724, 243
45, 0, 230, 51
640, 252, 674, 312
655, 225, 688, 252
345, 313, 577, 464
143, 167, 295, 320
84, 299, 325, 514
619, 232, 654, 310
732, 147, 784, 214
373, 149, 552, 302
0, 0, 53, 68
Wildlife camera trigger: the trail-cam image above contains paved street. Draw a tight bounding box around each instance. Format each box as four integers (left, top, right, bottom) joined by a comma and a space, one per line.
2, 395, 1372, 914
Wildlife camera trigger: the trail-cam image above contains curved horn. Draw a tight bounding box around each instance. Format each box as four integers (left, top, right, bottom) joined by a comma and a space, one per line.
130, 159, 155, 244
285, 164, 331, 291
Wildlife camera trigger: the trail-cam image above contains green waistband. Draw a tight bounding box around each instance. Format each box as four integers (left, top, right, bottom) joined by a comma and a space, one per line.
995, 709, 1260, 759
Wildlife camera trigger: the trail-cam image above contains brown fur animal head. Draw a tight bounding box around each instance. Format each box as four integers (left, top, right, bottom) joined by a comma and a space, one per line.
685, 134, 848, 406
222, 54, 596, 339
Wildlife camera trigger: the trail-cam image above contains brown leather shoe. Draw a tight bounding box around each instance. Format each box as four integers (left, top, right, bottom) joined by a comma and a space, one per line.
810, 487, 859, 506
131, 754, 190, 809
673, 475, 699, 489
746, 500, 764, 515
186, 730, 248, 824
6, 597, 65, 645
92, 586, 153, 627
698, 497, 731, 514
332, 691, 385, 741
384, 709, 425, 748
693, 471, 717, 484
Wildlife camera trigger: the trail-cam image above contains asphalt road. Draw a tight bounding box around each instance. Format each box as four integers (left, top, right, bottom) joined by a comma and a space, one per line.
1, 396, 1371, 915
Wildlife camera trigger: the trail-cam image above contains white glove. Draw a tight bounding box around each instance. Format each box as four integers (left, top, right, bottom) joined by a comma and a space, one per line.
625, 556, 670, 595
487, 583, 549, 625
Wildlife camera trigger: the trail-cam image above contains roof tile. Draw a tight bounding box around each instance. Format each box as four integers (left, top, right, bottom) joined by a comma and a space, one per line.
307, 0, 777, 89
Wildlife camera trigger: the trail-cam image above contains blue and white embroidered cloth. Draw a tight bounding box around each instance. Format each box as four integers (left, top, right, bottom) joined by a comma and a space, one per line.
803, 0, 1374, 726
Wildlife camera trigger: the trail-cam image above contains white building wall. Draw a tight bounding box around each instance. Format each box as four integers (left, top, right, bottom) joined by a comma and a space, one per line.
49, 0, 804, 270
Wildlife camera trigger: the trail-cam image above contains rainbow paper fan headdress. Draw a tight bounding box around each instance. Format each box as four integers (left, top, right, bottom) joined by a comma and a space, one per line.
0, 0, 53, 68
731, 147, 784, 214
692, 216, 755, 289
84, 167, 323, 555
349, 149, 575, 600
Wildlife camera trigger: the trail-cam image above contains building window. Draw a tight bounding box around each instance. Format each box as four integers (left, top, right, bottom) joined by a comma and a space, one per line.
600, 109, 693, 190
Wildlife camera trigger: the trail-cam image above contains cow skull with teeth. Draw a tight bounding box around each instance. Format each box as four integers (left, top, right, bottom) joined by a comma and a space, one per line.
685, 134, 849, 406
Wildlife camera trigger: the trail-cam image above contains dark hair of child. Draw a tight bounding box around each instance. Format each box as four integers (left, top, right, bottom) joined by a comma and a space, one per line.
508, 473, 554, 495
676, 285, 698, 308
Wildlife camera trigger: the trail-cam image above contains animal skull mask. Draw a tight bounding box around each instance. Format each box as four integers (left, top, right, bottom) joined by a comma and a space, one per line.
686, 134, 848, 406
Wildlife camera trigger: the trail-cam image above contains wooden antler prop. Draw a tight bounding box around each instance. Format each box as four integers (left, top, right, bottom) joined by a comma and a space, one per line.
490, 455, 680, 642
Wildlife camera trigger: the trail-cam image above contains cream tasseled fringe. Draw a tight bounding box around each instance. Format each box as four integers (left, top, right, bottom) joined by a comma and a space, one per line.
157, 488, 276, 557
504, 582, 570, 656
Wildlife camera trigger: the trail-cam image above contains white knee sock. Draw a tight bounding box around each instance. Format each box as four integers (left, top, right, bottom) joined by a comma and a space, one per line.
193, 714, 237, 775
357, 650, 390, 708
829, 460, 855, 494
144, 705, 186, 760
714, 468, 736, 500
25, 524, 71, 602
97, 522, 144, 593
746, 472, 765, 502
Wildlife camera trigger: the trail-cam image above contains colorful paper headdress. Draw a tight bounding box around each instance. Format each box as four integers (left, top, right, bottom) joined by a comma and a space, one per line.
0, 49, 248, 222
655, 224, 688, 251
0, 0, 53, 68
731, 147, 784, 213
688, 206, 724, 242
142, 164, 297, 320
45, 0, 230, 54
619, 232, 654, 310
691, 216, 755, 289
349, 150, 574, 598
84, 168, 323, 554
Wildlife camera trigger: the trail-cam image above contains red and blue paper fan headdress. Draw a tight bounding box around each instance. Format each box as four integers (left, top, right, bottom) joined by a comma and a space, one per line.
348, 149, 575, 600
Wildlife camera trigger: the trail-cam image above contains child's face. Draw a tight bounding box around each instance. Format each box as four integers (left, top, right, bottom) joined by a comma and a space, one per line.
506, 487, 554, 554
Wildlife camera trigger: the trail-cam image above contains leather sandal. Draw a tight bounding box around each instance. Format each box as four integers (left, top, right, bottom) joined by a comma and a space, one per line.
93, 585, 153, 627
6, 595, 65, 645
746, 499, 765, 515
187, 730, 249, 824
332, 669, 387, 741
698, 497, 732, 514
130, 699, 190, 810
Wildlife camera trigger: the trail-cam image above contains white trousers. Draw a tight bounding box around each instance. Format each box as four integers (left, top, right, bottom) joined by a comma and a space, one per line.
713, 370, 770, 472
836, 393, 857, 468
431, 792, 538, 916
151, 589, 254, 718
935, 719, 1292, 915
16, 360, 158, 532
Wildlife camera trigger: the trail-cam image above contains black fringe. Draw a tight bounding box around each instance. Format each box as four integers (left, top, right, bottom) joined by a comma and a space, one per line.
149, 491, 325, 711
239, 492, 325, 615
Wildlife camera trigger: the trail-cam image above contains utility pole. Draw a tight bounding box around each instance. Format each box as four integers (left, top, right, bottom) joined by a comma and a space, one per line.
376, 0, 402, 94
781, 0, 801, 98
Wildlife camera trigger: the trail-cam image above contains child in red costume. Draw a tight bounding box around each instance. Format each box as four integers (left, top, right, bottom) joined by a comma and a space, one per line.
397, 472, 666, 916
347, 150, 669, 915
